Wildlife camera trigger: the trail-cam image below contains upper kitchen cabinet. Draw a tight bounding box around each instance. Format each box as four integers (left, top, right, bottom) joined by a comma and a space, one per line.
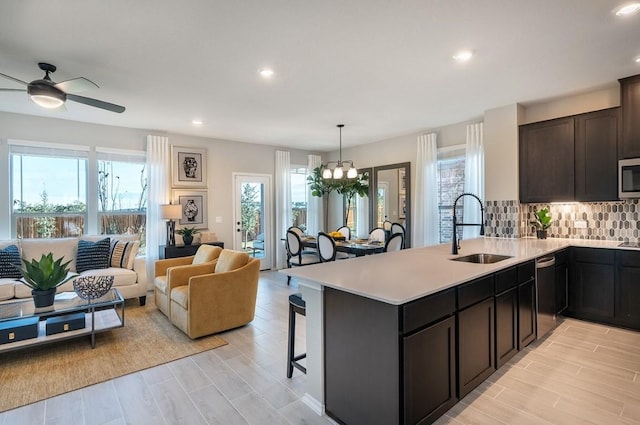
519, 108, 620, 203
575, 108, 619, 201
519, 117, 575, 203
619, 74, 640, 159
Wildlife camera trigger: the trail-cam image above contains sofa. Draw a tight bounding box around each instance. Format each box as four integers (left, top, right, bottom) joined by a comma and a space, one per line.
0, 235, 148, 305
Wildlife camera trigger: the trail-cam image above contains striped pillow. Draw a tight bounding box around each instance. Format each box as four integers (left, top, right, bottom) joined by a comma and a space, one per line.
110, 240, 140, 270
0, 244, 22, 279
76, 238, 111, 273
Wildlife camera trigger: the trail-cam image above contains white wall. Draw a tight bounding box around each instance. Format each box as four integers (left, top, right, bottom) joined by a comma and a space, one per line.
484, 104, 522, 201
0, 112, 319, 249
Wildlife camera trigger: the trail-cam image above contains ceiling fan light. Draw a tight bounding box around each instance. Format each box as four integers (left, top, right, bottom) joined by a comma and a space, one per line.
322, 168, 333, 179
30, 94, 65, 109
333, 167, 344, 179
347, 166, 358, 179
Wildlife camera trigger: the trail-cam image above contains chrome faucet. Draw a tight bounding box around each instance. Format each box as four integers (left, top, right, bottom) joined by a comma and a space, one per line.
451, 193, 485, 255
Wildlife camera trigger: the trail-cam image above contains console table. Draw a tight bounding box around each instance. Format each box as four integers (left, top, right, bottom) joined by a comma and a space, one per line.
159, 241, 225, 259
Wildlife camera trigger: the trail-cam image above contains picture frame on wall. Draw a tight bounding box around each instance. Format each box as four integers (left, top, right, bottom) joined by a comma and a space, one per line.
399, 169, 406, 194
399, 194, 406, 219
172, 189, 208, 229
171, 146, 207, 188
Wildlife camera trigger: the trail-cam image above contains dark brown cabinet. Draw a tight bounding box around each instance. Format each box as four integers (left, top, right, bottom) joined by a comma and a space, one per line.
519, 108, 620, 203
619, 74, 640, 159
519, 117, 575, 202
575, 108, 620, 201
159, 241, 224, 259
495, 267, 518, 368
555, 249, 569, 315
518, 261, 537, 350
616, 250, 640, 329
568, 247, 615, 321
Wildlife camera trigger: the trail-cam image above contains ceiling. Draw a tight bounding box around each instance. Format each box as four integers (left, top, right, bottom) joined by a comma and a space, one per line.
1, 0, 639, 151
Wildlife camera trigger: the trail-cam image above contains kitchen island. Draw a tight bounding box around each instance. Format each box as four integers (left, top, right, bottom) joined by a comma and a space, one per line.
282, 237, 632, 425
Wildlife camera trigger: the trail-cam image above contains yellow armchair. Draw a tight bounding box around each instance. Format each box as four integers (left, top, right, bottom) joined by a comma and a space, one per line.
154, 245, 222, 317
169, 249, 260, 339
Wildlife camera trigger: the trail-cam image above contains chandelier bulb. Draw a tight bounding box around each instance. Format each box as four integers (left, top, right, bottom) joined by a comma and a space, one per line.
347, 166, 358, 179
333, 167, 344, 179
322, 168, 332, 179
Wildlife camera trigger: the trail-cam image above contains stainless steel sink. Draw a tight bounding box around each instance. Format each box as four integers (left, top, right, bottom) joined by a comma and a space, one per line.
450, 253, 512, 264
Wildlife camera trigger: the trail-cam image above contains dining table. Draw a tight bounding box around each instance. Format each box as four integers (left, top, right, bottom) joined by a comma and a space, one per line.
300, 237, 385, 257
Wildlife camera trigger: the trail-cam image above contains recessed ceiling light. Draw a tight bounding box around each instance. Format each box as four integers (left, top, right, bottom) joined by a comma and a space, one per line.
192, 119, 203, 125
453, 50, 473, 63
635, 55, 640, 63
258, 68, 274, 78
614, 2, 640, 16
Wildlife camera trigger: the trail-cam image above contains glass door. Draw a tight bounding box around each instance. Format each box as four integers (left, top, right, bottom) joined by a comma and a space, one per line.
233, 173, 272, 270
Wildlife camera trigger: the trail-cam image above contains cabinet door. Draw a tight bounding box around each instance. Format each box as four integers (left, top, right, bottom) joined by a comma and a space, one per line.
458, 298, 495, 399
518, 279, 536, 349
574, 108, 619, 201
619, 74, 640, 159
495, 288, 518, 368
519, 117, 575, 202
403, 316, 456, 425
555, 264, 568, 315
619, 267, 640, 329
574, 261, 615, 319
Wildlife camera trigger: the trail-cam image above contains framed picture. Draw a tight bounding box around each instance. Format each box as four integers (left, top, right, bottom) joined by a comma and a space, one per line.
399, 194, 406, 219
172, 190, 208, 229
398, 169, 406, 194
171, 146, 207, 188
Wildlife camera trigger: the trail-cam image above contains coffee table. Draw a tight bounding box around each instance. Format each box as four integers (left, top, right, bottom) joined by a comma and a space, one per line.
0, 288, 125, 353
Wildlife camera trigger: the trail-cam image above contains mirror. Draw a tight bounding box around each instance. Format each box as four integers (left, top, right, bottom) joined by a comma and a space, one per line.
372, 162, 411, 247
343, 168, 372, 239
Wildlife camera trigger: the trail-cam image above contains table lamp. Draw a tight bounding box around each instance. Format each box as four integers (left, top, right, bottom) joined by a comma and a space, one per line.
160, 203, 182, 246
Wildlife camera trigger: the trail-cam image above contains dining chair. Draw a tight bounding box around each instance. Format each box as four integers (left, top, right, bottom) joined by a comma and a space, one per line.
317, 232, 350, 262
382, 220, 393, 232
285, 229, 320, 284
384, 233, 404, 252
369, 227, 386, 243
391, 222, 406, 248
288, 226, 316, 255
336, 225, 351, 240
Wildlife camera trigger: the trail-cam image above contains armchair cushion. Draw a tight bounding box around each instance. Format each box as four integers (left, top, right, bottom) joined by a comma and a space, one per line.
193, 245, 223, 265
215, 249, 249, 273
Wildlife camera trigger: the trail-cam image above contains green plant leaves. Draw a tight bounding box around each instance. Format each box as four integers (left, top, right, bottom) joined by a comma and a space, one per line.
15, 253, 74, 291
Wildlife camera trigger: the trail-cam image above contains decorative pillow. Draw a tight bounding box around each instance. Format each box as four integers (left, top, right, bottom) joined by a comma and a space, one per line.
215, 250, 249, 273
110, 240, 140, 270
76, 238, 111, 273
0, 244, 22, 279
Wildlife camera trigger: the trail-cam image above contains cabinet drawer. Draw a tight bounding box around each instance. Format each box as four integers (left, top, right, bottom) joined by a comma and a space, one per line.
517, 261, 535, 283
458, 276, 494, 310
402, 288, 455, 334
574, 247, 614, 264
495, 267, 517, 294
617, 250, 640, 267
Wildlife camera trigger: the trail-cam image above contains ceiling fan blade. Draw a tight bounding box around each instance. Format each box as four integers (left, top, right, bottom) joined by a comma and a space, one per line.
55, 77, 99, 93
0, 72, 28, 86
0, 88, 27, 92
67, 94, 125, 113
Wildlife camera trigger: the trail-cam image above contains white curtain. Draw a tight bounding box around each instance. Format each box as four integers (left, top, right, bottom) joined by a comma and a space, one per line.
463, 122, 485, 238
275, 151, 292, 269
355, 192, 368, 239
306, 154, 323, 236
145, 135, 171, 287
413, 133, 439, 247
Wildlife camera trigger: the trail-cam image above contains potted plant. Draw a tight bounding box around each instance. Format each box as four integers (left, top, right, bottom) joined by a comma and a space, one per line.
176, 226, 200, 245
14, 253, 75, 308
531, 207, 552, 239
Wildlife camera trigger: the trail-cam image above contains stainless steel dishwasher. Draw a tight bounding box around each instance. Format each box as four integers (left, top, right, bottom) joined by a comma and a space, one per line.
536, 255, 556, 339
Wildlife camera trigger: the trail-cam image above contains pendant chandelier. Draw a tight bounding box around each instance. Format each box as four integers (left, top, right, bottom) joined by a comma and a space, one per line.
322, 124, 358, 179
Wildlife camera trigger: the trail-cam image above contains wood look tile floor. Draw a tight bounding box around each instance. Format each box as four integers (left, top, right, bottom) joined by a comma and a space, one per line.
2, 271, 639, 425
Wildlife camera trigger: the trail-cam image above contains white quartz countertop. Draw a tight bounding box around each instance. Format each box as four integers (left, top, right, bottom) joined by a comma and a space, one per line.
281, 237, 633, 305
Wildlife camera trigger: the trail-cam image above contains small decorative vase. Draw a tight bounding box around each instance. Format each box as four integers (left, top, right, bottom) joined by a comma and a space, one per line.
536, 230, 548, 240
183, 235, 194, 245
73, 276, 114, 300
32, 288, 57, 308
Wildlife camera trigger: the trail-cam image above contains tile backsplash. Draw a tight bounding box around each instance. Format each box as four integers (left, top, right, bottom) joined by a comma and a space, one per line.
485, 199, 640, 242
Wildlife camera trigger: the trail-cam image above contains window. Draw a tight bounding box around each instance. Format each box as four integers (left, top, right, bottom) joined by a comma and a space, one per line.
11, 143, 88, 238
291, 166, 308, 232
97, 148, 147, 239
437, 146, 466, 243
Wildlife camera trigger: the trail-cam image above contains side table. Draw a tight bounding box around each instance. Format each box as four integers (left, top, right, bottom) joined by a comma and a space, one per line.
159, 241, 225, 259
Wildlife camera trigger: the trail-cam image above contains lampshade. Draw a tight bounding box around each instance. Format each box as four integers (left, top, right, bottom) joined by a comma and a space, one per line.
27, 84, 66, 109
160, 204, 182, 220
321, 124, 357, 180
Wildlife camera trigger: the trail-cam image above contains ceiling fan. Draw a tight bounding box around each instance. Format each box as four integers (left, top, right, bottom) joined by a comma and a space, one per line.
0, 62, 125, 113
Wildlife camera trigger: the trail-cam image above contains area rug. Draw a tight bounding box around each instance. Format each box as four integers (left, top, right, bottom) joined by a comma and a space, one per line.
0, 296, 227, 413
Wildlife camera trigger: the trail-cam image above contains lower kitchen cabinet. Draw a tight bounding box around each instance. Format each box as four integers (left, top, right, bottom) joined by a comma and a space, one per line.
458, 297, 495, 399
495, 287, 518, 368
569, 248, 615, 321
403, 316, 457, 425
555, 249, 569, 314
617, 250, 640, 329
518, 277, 536, 349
